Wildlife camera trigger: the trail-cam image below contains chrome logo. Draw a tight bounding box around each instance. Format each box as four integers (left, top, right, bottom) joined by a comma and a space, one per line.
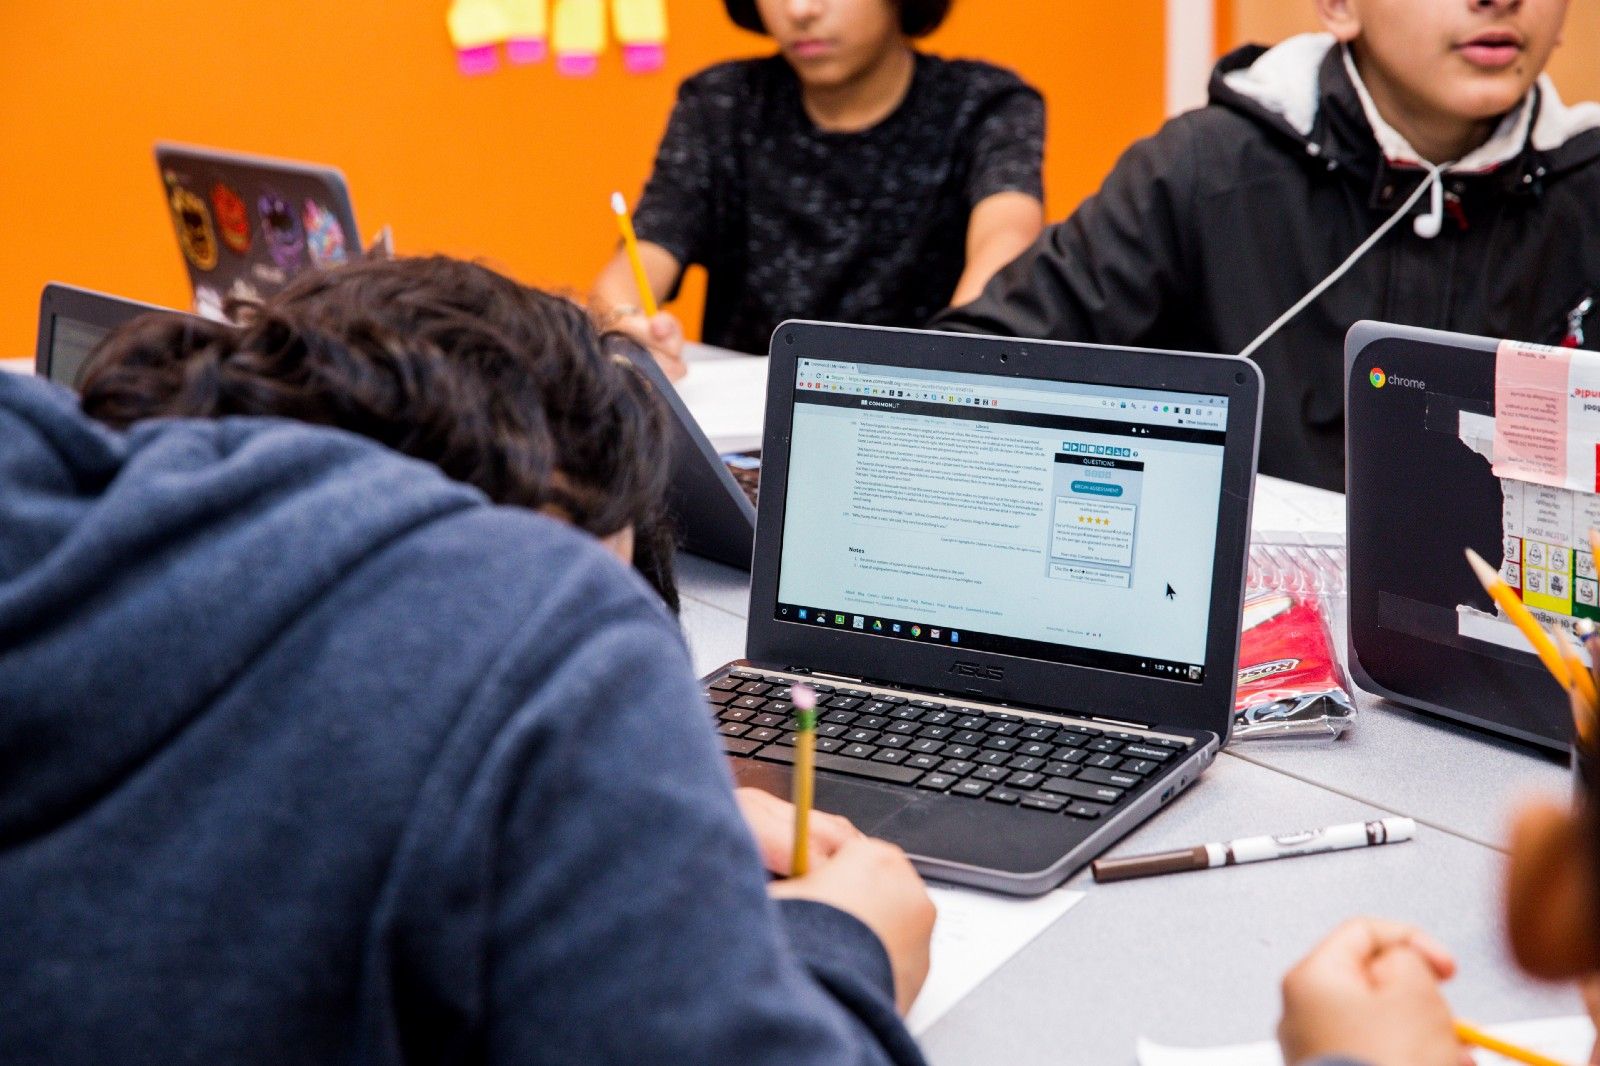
1369, 368, 1387, 388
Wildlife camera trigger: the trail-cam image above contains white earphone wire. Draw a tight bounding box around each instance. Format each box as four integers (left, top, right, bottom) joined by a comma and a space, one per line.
1237, 162, 1446, 361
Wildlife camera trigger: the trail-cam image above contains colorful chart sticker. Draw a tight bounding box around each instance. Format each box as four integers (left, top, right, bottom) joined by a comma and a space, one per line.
211, 182, 252, 255
553, 0, 605, 76
503, 0, 549, 64
303, 200, 348, 268
448, 0, 510, 75
258, 190, 305, 273
170, 186, 219, 271
613, 0, 666, 73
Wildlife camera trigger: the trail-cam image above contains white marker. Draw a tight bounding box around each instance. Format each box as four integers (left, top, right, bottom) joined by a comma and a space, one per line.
1091, 817, 1415, 883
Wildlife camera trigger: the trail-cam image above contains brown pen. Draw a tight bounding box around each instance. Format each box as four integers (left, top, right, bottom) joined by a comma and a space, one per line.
1091, 817, 1415, 883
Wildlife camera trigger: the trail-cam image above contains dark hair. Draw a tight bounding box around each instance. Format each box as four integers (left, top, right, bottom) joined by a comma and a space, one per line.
723, 0, 952, 38
78, 256, 679, 610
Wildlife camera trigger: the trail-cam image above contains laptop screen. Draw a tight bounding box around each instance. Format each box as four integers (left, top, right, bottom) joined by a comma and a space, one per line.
43, 315, 112, 389
773, 358, 1230, 684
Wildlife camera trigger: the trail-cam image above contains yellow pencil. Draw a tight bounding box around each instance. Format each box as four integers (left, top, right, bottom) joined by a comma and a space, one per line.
1454, 1018, 1571, 1066
1466, 548, 1574, 692
1554, 623, 1599, 726
610, 191, 659, 319
790, 684, 818, 877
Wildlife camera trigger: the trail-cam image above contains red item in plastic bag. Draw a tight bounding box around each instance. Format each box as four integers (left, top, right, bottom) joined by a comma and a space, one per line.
1233, 592, 1354, 740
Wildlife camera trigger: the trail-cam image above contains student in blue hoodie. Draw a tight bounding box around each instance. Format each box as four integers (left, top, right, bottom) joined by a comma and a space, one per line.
0, 256, 933, 1065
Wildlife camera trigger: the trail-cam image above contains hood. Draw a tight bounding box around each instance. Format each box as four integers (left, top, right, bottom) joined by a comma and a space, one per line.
0, 373, 483, 844
1211, 33, 1600, 181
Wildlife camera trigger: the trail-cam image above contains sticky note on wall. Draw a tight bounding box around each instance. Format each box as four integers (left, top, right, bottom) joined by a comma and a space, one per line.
613, 0, 667, 73
502, 0, 548, 64
553, 0, 606, 76
447, 0, 510, 75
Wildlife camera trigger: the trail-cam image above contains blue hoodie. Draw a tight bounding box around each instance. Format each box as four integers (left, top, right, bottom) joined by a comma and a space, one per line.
0, 373, 922, 1066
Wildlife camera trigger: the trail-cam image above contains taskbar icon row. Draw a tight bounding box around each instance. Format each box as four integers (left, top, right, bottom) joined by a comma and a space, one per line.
776, 604, 963, 645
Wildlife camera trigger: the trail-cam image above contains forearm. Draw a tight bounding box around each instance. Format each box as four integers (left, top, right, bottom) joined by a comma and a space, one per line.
591, 242, 681, 316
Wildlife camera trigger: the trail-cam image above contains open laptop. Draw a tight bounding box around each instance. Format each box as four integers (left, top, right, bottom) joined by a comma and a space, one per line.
35, 283, 192, 389
1346, 320, 1576, 750
706, 321, 1262, 895
607, 335, 757, 568
154, 142, 361, 321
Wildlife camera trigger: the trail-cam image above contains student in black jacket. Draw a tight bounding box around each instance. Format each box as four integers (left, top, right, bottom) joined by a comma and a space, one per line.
937, 0, 1600, 491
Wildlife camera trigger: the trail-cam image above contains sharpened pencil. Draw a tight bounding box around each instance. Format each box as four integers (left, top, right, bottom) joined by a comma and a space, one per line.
1453, 1018, 1569, 1066
790, 684, 818, 877
610, 191, 659, 319
1466, 548, 1574, 691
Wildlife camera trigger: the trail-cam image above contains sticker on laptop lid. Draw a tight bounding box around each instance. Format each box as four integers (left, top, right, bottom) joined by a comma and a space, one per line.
258, 190, 305, 273
302, 200, 348, 267
169, 185, 219, 271
211, 182, 252, 255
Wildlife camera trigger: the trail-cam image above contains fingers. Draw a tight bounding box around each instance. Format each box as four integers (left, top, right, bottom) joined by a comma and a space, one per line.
1299, 918, 1456, 982
733, 788, 861, 876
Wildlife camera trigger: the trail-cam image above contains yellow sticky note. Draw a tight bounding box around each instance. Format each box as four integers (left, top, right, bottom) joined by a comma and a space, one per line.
612, 0, 666, 43
448, 0, 509, 74
613, 0, 665, 73
501, 0, 548, 63
553, 0, 606, 75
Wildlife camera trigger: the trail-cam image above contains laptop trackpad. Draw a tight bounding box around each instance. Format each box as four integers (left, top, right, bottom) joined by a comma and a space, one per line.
732, 761, 916, 836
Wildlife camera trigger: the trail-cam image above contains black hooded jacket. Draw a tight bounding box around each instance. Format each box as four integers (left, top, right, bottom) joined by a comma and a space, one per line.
936, 36, 1600, 490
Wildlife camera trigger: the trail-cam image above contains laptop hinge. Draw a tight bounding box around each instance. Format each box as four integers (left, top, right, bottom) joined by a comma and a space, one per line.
782, 667, 1155, 730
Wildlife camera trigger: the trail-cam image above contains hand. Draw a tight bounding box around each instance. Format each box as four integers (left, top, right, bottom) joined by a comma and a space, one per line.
610, 309, 687, 381
734, 786, 863, 876
1278, 918, 1467, 1066
769, 836, 935, 1016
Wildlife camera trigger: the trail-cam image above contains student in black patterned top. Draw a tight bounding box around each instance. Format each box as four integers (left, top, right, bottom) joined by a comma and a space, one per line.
591, 0, 1045, 379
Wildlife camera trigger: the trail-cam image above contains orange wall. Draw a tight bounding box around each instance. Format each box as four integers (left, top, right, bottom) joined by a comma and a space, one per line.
0, 1, 1167, 358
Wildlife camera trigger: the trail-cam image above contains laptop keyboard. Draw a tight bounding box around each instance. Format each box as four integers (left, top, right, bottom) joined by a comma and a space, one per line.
706, 669, 1197, 820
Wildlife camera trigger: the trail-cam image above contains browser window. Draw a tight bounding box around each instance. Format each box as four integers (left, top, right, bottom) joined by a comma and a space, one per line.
775, 359, 1229, 682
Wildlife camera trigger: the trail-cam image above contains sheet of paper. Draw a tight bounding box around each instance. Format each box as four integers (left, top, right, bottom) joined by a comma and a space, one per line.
1494, 339, 1600, 492
671, 356, 769, 453
905, 884, 1084, 1036
1136, 1014, 1595, 1066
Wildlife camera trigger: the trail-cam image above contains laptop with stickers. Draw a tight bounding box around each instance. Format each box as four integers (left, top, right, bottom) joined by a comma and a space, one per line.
154, 142, 363, 322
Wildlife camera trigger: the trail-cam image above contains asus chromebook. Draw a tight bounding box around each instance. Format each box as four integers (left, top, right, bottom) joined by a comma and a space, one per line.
704, 322, 1262, 895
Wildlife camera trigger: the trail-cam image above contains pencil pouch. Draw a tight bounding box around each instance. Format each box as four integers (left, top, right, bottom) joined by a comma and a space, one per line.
1231, 590, 1355, 741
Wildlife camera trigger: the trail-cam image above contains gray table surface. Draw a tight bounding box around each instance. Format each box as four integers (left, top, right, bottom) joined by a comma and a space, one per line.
673, 474, 1582, 1065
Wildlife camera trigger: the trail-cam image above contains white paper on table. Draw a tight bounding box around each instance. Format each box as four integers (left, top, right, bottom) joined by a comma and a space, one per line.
1136, 1014, 1595, 1066
905, 884, 1084, 1036
671, 356, 769, 453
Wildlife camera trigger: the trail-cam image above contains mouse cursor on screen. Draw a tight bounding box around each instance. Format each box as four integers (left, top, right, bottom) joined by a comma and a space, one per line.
1165, 584, 1176, 599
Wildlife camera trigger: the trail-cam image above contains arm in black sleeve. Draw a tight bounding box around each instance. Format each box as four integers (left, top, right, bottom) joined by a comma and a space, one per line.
934, 116, 1201, 344
632, 76, 719, 276
964, 83, 1045, 207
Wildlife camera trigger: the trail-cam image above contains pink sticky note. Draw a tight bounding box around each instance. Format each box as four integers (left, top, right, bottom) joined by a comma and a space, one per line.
455, 44, 500, 75
622, 42, 665, 74
507, 37, 547, 63
557, 52, 598, 76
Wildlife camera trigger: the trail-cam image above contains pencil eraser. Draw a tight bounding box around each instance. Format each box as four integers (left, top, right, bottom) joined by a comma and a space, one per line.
455, 44, 501, 76
622, 42, 665, 74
